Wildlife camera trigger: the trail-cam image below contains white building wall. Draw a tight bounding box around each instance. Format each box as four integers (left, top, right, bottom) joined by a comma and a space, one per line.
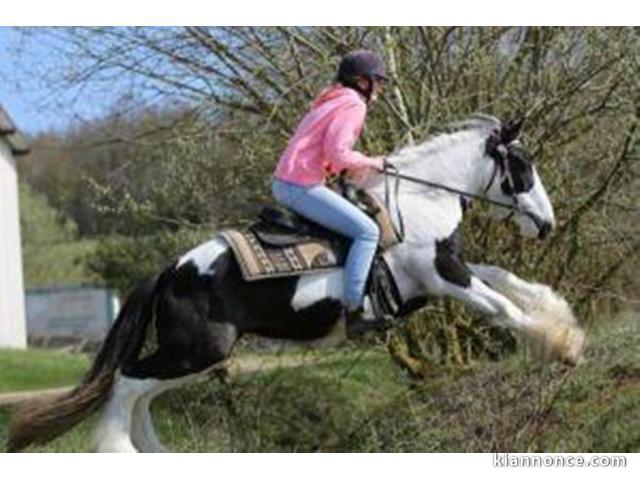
0, 139, 27, 348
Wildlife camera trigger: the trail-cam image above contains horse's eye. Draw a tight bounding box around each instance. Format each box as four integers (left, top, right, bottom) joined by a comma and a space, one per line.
501, 177, 514, 195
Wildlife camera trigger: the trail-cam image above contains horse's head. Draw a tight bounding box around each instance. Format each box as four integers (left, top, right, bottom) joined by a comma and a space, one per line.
483, 119, 555, 240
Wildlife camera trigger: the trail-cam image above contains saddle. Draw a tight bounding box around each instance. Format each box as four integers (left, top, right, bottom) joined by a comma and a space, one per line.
220, 187, 401, 283
219, 185, 405, 320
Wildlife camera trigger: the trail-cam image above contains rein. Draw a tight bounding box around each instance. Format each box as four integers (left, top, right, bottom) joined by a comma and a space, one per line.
382, 165, 520, 210
381, 162, 541, 240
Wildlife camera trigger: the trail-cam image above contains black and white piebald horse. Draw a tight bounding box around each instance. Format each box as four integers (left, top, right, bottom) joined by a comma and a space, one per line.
8, 115, 585, 453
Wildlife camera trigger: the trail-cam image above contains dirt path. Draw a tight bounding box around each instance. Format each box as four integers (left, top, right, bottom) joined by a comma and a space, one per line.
226, 353, 317, 375
0, 387, 74, 406
0, 353, 315, 406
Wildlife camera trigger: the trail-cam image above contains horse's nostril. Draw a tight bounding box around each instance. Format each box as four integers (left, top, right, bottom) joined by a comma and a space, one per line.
538, 222, 552, 240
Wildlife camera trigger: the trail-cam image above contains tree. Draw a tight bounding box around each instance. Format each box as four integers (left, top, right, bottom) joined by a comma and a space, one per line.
19, 182, 97, 287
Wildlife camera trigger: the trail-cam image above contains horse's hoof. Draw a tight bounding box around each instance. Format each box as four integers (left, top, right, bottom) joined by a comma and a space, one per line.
560, 328, 586, 366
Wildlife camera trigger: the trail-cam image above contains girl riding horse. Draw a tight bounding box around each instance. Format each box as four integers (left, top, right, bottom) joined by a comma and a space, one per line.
272, 49, 389, 335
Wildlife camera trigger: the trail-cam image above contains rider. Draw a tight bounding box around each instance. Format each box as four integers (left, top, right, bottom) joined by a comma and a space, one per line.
272, 49, 389, 335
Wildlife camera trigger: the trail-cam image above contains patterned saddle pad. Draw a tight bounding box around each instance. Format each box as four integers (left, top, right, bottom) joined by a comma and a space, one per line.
220, 189, 401, 282
220, 229, 345, 281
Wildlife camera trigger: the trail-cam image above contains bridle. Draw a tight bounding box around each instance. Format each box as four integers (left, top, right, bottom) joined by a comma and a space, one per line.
482, 140, 519, 221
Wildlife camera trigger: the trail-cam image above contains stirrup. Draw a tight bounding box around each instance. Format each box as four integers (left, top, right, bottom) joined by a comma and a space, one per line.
345, 308, 393, 338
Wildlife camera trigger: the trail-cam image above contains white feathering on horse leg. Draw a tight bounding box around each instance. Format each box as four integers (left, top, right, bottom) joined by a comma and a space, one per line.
93, 374, 147, 452
130, 381, 170, 453
468, 263, 586, 365
129, 363, 228, 452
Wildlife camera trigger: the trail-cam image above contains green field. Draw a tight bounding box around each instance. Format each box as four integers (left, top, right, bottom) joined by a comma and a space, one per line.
1, 313, 638, 452
0, 349, 90, 393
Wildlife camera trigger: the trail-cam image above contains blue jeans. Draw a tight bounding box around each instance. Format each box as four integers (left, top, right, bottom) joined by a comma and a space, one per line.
272, 179, 380, 310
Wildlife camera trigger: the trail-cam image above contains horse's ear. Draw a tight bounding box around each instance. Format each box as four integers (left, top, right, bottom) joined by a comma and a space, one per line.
501, 118, 524, 144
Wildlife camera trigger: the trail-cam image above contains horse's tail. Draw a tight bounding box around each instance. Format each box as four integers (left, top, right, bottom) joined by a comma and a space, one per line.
469, 263, 585, 365
6, 268, 172, 453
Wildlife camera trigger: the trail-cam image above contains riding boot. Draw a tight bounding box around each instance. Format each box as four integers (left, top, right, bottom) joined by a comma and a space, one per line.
345, 307, 391, 338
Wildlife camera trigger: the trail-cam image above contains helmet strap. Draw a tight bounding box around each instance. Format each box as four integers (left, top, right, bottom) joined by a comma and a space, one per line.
361, 78, 374, 103
342, 77, 373, 103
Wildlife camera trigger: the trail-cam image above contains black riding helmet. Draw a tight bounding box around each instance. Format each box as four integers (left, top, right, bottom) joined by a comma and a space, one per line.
336, 49, 388, 102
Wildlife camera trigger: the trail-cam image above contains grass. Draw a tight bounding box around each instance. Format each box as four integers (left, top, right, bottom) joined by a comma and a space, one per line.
1, 311, 638, 452
0, 349, 90, 393
0, 348, 93, 453
150, 346, 409, 452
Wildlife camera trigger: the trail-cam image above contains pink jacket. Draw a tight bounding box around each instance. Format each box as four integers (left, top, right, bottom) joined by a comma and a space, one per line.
274, 85, 383, 186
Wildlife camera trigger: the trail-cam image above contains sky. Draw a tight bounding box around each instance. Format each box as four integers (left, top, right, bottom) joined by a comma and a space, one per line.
0, 28, 47, 134
0, 27, 119, 136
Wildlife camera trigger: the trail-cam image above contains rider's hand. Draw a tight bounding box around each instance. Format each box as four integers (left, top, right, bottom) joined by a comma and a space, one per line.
382, 158, 395, 171
369, 156, 388, 172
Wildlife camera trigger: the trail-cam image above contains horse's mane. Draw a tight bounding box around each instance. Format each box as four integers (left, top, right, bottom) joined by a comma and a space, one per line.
447, 113, 502, 134
390, 113, 502, 166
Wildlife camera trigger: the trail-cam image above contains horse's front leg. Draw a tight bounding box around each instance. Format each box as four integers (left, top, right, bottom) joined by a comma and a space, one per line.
467, 263, 585, 365
409, 254, 583, 365
434, 271, 534, 331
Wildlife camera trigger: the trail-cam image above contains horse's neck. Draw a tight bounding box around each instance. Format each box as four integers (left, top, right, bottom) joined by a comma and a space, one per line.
388, 130, 490, 196
367, 130, 493, 242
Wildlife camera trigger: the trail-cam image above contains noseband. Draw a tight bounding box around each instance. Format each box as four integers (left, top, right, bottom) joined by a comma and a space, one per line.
483, 139, 520, 221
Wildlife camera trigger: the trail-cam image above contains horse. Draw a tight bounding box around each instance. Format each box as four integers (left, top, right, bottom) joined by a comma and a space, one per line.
7, 114, 586, 453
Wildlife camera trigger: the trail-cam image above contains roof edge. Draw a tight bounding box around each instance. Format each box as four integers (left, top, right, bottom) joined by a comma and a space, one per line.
0, 106, 30, 156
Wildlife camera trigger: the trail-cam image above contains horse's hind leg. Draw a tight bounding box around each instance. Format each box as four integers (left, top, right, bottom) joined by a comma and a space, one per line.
92, 374, 155, 452
129, 364, 224, 452
129, 359, 228, 453
130, 379, 170, 453
93, 322, 238, 453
